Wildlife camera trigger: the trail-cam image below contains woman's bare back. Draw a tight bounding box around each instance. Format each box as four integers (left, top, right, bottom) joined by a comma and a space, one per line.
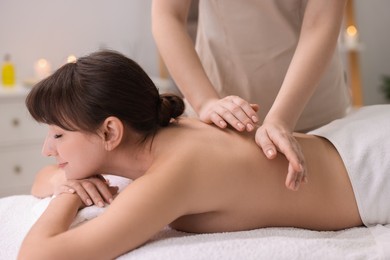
159, 118, 363, 232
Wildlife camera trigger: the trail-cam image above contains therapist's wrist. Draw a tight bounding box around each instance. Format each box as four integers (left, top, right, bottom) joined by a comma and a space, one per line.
263, 116, 294, 133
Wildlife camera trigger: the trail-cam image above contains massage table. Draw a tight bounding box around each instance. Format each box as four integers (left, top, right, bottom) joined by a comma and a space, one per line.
1, 175, 389, 259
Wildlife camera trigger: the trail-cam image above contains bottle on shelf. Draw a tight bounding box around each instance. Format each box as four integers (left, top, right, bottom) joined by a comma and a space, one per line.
2, 54, 16, 87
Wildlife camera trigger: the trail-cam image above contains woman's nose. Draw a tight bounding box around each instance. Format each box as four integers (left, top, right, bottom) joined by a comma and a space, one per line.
41, 135, 57, 157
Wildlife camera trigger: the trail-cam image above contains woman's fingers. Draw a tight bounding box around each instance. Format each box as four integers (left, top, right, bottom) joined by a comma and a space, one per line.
67, 181, 94, 206
56, 176, 118, 207
85, 176, 118, 205
53, 185, 76, 196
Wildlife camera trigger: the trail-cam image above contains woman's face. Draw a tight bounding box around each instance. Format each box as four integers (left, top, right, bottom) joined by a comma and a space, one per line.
42, 125, 106, 180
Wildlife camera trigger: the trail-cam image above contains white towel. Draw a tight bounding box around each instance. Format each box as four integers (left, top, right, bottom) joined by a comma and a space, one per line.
309, 105, 390, 227
1, 174, 388, 260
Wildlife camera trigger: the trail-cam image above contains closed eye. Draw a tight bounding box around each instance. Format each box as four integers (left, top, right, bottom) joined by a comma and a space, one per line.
54, 134, 63, 139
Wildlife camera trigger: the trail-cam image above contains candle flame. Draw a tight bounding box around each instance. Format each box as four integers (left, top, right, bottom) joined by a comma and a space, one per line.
67, 55, 77, 63
37, 59, 48, 68
346, 25, 358, 36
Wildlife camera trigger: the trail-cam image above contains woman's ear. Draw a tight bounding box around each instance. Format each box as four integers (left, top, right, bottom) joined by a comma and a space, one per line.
101, 116, 124, 151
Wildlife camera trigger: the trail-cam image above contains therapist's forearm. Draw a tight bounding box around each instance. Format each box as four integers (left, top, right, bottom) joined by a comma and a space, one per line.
266, 0, 347, 129
266, 34, 335, 129
152, 0, 219, 114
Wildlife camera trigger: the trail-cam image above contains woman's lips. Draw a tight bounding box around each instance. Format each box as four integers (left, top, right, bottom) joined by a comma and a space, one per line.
58, 162, 68, 168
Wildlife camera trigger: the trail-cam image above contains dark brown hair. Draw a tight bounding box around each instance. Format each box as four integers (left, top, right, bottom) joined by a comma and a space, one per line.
26, 50, 184, 141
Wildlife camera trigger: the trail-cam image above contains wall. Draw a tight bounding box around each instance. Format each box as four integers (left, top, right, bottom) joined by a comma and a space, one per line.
0, 0, 157, 83
1, 0, 389, 104
355, 0, 390, 104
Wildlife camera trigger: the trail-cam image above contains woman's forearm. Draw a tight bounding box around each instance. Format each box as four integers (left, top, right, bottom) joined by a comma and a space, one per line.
18, 194, 81, 259
31, 165, 65, 198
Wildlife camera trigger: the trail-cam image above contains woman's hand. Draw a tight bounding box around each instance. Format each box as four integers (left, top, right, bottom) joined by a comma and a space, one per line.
199, 96, 259, 132
255, 122, 307, 191
53, 175, 119, 208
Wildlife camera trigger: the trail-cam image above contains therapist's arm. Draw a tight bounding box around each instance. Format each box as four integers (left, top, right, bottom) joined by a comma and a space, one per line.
256, 0, 348, 190
152, 0, 258, 131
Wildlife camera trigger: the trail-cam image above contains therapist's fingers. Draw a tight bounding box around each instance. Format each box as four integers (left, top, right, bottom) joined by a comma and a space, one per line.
222, 96, 258, 131
255, 124, 307, 190
255, 127, 278, 159
201, 100, 245, 131
200, 96, 258, 132
231, 97, 259, 125
274, 133, 306, 190
209, 111, 228, 129
286, 161, 305, 191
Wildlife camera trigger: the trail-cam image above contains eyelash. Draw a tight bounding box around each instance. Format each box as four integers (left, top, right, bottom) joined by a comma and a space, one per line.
54, 134, 63, 139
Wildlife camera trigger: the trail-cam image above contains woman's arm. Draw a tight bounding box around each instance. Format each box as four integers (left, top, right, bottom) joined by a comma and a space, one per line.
152, 0, 258, 131
18, 168, 190, 259
255, 0, 348, 190
31, 165, 66, 198
31, 164, 117, 207
18, 193, 82, 260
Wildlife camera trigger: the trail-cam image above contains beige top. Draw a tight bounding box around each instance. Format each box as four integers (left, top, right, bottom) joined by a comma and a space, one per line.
195, 0, 351, 131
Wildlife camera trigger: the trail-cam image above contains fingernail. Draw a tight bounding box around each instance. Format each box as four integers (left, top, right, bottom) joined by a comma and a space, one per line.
252, 116, 258, 123
86, 199, 93, 206
98, 201, 105, 208
237, 122, 244, 130
303, 176, 309, 183
266, 149, 274, 157
220, 121, 227, 128
68, 188, 75, 193
246, 124, 254, 131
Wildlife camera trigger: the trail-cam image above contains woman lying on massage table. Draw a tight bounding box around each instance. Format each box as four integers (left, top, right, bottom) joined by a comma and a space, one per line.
18, 50, 390, 259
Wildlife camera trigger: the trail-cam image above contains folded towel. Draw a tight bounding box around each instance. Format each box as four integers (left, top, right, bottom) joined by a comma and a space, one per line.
1, 174, 388, 260
0, 195, 46, 260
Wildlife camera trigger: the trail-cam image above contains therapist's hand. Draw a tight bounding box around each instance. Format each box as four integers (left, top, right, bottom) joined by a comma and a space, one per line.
255, 122, 307, 191
199, 96, 259, 132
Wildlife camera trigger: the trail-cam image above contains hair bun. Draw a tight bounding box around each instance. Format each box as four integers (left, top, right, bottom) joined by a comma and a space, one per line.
158, 94, 185, 126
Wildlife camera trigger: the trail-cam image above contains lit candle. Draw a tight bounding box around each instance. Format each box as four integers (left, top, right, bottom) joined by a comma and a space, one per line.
67, 54, 77, 63
344, 25, 359, 50
34, 58, 51, 80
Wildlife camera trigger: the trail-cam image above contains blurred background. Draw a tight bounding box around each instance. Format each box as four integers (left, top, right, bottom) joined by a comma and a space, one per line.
0, 0, 156, 83
1, 0, 389, 104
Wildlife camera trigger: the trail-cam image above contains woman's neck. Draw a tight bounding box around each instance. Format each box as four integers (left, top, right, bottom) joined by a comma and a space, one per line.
101, 135, 156, 180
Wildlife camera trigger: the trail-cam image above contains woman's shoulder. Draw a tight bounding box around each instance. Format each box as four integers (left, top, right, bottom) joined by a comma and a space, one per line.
152, 117, 260, 177
160, 118, 255, 155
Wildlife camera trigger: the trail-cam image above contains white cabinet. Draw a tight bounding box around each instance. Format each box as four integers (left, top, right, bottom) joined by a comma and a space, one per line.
0, 87, 53, 197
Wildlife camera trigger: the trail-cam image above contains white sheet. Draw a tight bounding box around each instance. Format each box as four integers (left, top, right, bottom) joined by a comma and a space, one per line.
1, 175, 389, 260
